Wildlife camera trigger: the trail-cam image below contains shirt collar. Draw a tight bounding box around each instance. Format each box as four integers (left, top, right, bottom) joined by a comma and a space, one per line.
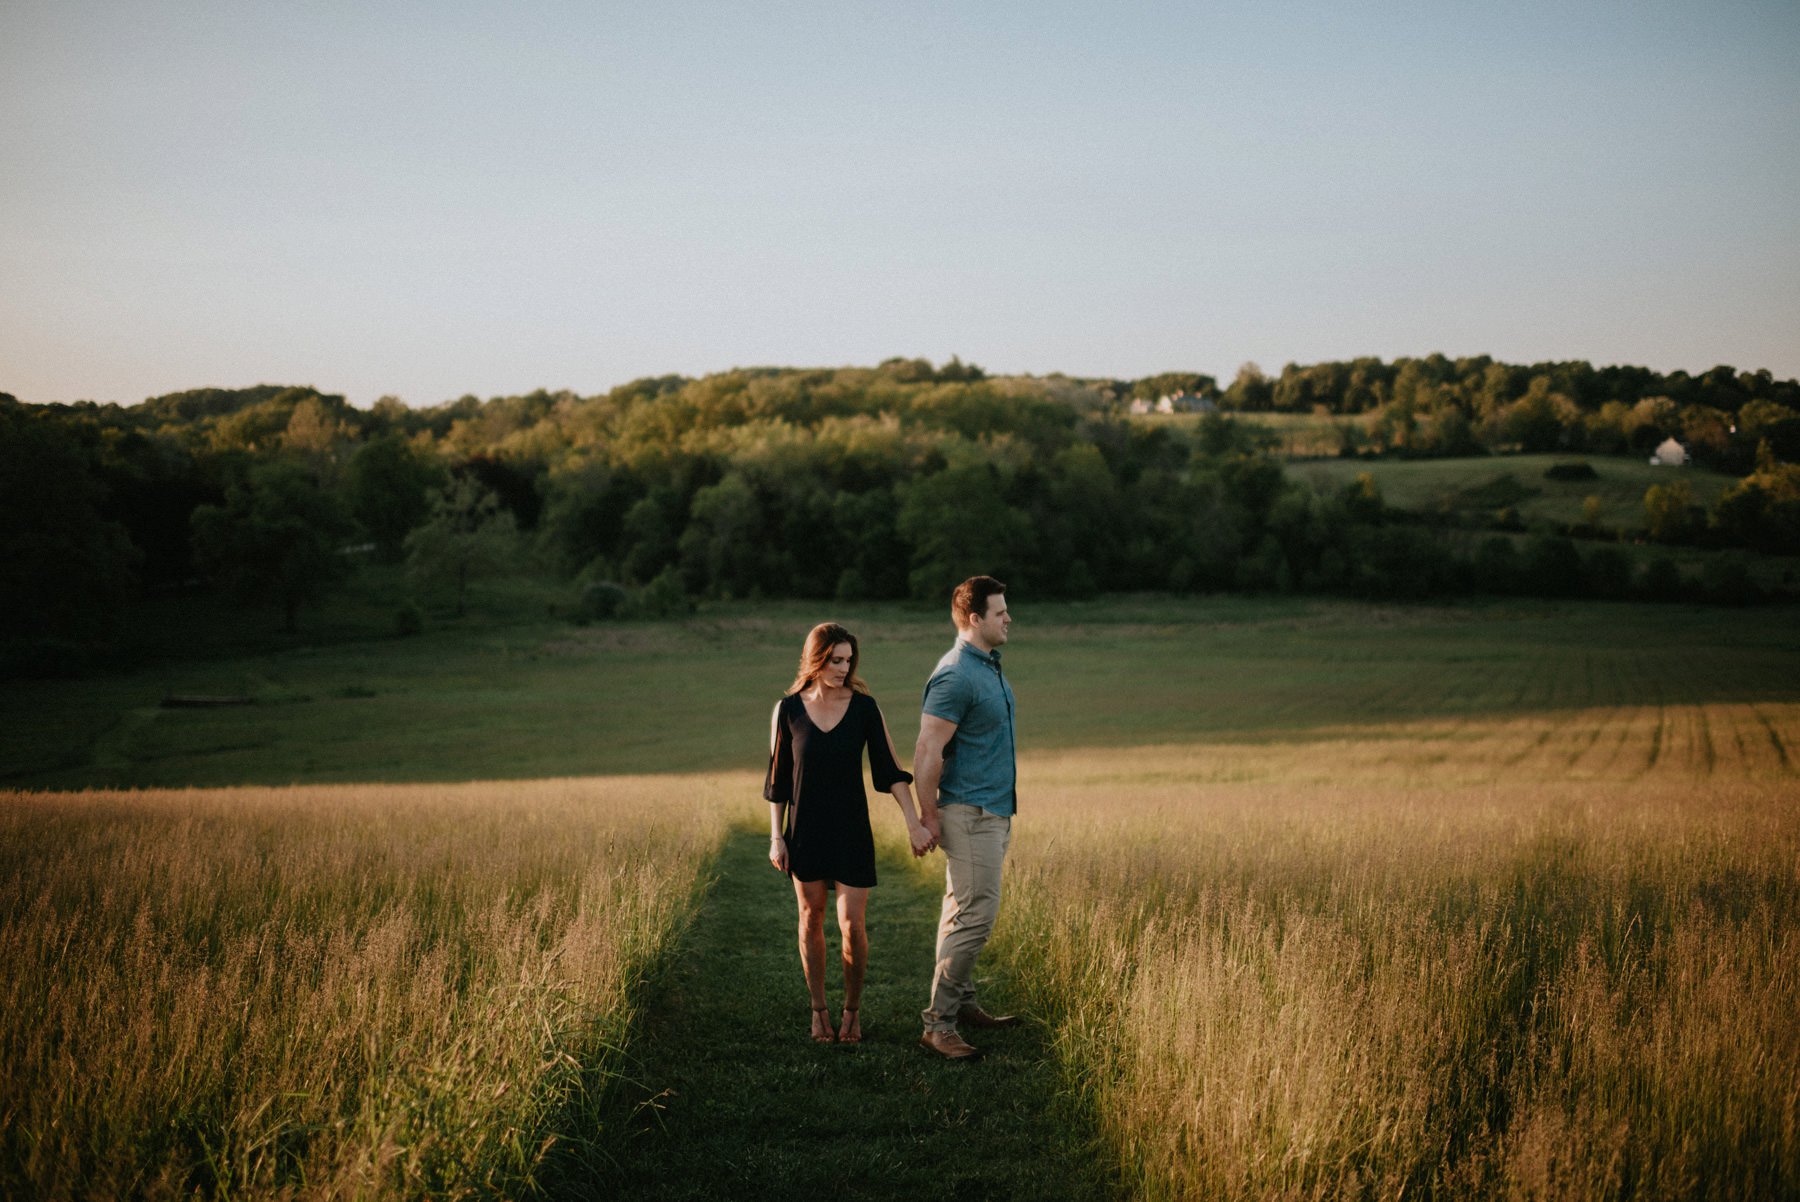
957, 639, 1002, 669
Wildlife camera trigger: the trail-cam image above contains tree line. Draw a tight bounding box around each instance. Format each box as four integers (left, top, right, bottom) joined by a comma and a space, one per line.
1201, 356, 1800, 469
4, 354, 1797, 671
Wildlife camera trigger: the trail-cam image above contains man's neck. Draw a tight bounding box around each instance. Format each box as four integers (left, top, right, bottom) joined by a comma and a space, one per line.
960, 631, 997, 655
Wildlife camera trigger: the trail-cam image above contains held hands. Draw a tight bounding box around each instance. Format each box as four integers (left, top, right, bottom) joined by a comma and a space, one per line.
769, 836, 789, 873
908, 820, 938, 858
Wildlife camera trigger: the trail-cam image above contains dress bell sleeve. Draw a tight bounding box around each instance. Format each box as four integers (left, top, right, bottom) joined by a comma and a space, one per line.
764, 698, 795, 803
864, 696, 914, 792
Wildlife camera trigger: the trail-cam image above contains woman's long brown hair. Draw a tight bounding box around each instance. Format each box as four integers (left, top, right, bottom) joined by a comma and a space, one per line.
786, 622, 870, 696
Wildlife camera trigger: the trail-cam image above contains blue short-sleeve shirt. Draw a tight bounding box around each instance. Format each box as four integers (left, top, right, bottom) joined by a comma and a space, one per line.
922, 640, 1017, 816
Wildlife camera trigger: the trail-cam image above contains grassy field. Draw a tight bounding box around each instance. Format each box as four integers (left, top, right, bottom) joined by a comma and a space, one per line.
4, 594, 1797, 1198
1290, 452, 1740, 530
7, 588, 1797, 791
1006, 746, 1796, 1197
0, 776, 728, 1199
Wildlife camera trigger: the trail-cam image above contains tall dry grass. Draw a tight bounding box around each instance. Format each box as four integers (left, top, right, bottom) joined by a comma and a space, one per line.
0, 773, 736, 1200
999, 702, 1800, 1200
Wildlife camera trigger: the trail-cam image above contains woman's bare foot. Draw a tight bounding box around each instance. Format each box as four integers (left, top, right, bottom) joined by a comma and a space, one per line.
811, 1006, 835, 1043
837, 1006, 861, 1043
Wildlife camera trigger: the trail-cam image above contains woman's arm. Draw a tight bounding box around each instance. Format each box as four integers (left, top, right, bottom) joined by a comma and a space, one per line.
888, 781, 933, 857
866, 698, 933, 857
769, 802, 790, 872
766, 699, 792, 872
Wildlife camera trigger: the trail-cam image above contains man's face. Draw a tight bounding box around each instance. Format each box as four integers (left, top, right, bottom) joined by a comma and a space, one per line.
968, 594, 1010, 647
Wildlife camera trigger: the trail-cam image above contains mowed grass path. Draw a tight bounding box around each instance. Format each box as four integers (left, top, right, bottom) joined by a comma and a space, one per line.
586, 830, 1112, 1201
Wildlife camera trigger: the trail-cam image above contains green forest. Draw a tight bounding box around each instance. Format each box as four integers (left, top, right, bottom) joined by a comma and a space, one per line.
6, 354, 1800, 676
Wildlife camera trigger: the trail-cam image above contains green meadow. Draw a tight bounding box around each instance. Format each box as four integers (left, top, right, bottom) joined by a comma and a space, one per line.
1290, 452, 1739, 529
4, 591, 1797, 1198
7, 578, 1794, 791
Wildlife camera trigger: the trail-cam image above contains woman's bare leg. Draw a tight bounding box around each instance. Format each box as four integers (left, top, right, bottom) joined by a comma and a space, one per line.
793, 878, 833, 1041
836, 885, 869, 1042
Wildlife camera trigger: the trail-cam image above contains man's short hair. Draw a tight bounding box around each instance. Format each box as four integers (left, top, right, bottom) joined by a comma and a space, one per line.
951, 575, 1007, 629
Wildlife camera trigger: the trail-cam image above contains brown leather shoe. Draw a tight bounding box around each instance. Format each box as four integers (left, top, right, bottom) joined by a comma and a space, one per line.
918, 1030, 982, 1060
958, 1004, 1020, 1029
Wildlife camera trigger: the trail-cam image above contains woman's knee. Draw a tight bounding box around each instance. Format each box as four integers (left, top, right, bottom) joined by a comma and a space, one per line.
797, 901, 829, 931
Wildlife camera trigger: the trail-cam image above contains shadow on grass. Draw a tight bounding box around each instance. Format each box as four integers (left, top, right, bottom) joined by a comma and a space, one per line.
559, 828, 1116, 1202
528, 839, 727, 1199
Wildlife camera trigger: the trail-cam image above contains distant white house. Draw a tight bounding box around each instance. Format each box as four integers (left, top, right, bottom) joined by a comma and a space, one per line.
1649, 437, 1690, 467
1129, 391, 1218, 415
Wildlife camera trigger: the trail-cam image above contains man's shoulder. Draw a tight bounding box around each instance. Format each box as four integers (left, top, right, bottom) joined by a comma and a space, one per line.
927, 643, 974, 685
922, 645, 972, 711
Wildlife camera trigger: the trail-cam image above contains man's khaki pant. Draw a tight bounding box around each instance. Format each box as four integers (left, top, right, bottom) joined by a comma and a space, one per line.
922, 804, 1012, 1033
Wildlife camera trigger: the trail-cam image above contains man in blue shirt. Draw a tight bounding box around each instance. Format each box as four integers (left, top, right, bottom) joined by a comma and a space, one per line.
915, 575, 1021, 1060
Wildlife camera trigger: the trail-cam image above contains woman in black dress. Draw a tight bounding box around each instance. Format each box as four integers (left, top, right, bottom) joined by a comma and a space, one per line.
766, 622, 934, 1043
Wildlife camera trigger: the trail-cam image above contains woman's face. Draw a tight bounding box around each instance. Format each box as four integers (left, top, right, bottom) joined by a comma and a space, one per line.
821, 642, 854, 690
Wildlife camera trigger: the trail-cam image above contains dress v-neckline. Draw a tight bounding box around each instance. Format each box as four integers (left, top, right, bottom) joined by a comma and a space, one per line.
801, 694, 852, 734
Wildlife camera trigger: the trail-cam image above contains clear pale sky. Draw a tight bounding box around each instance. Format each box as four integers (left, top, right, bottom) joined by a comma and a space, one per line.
4, 0, 1797, 408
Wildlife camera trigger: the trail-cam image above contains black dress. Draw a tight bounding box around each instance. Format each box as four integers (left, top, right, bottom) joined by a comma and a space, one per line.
764, 691, 913, 888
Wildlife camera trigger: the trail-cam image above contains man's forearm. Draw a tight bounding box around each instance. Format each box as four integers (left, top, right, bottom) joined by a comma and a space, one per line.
913, 748, 943, 821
